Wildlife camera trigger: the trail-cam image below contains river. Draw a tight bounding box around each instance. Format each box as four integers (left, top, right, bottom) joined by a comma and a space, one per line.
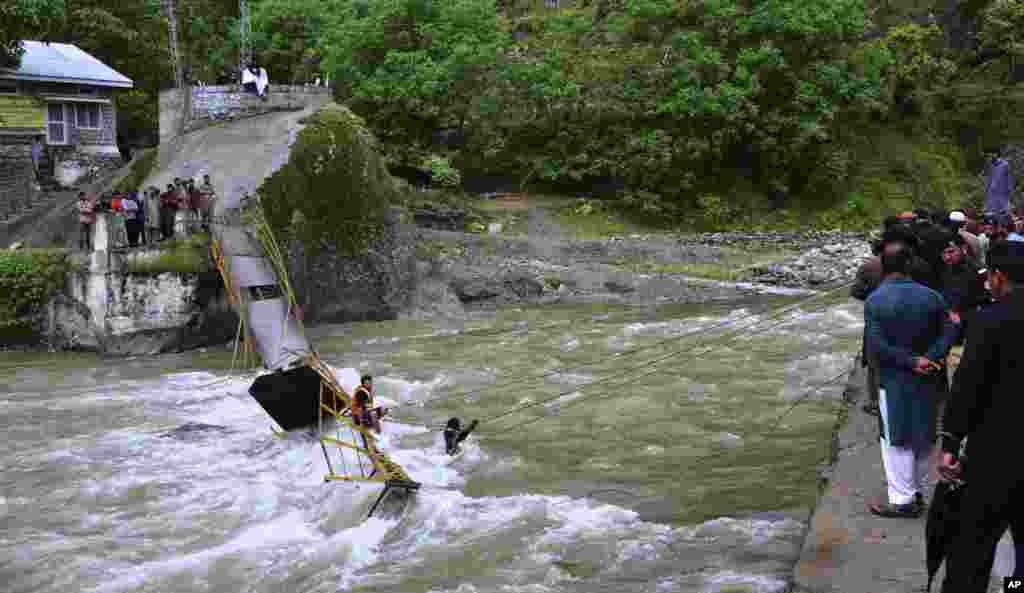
1, 292, 863, 593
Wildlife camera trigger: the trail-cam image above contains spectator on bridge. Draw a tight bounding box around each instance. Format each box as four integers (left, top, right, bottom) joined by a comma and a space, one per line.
160, 184, 178, 241
144, 187, 160, 244
853, 225, 932, 417
200, 174, 216, 230
1008, 209, 1024, 241
122, 191, 144, 248
938, 240, 1024, 591
77, 192, 96, 251
186, 179, 201, 222
865, 243, 958, 518
958, 214, 1003, 268
241, 63, 270, 100
939, 235, 988, 335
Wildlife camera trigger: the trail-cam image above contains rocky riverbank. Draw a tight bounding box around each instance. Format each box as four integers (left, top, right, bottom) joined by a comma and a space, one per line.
742, 240, 872, 288
402, 213, 872, 315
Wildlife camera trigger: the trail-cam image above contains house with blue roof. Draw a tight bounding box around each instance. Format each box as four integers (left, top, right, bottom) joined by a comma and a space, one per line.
0, 41, 134, 211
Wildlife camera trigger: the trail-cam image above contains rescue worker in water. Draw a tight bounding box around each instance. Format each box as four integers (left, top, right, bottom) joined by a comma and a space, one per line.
444, 417, 479, 455
351, 375, 387, 434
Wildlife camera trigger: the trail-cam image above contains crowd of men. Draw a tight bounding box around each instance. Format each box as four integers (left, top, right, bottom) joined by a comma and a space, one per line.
851, 205, 1024, 589
76, 175, 216, 250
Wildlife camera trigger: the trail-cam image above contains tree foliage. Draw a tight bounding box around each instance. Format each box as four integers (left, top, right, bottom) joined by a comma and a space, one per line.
0, 0, 66, 68
980, 0, 1024, 64
319, 0, 898, 206
322, 0, 505, 166
250, 0, 339, 83
58, 0, 170, 147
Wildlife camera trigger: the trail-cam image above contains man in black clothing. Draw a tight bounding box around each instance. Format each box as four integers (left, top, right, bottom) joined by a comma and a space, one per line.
443, 418, 479, 455
938, 235, 988, 336
938, 240, 1024, 591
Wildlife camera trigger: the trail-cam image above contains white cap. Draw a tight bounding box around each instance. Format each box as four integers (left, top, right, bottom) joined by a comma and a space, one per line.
949, 211, 966, 223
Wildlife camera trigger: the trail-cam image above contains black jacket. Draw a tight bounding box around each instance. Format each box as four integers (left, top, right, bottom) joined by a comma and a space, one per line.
941, 291, 1024, 474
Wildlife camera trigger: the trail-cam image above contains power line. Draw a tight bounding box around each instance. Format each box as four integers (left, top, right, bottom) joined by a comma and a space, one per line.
478, 295, 852, 433
421, 280, 852, 415
675, 365, 855, 467
488, 361, 854, 442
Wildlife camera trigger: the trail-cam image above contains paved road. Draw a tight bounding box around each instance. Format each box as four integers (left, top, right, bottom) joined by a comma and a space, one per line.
144, 95, 330, 210
793, 364, 1015, 593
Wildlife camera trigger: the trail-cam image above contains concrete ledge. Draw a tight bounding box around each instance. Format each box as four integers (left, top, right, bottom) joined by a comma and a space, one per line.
159, 86, 330, 144
184, 86, 329, 135
792, 363, 1014, 593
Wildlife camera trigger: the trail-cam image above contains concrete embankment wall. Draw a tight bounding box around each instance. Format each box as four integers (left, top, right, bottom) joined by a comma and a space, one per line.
40, 213, 235, 354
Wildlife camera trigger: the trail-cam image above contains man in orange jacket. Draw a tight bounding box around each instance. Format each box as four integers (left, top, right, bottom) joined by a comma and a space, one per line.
352, 375, 387, 434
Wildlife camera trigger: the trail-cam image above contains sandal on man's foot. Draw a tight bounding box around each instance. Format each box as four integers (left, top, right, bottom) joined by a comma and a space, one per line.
869, 501, 922, 518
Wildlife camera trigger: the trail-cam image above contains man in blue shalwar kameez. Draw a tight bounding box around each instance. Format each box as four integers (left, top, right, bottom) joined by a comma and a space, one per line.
865, 245, 959, 518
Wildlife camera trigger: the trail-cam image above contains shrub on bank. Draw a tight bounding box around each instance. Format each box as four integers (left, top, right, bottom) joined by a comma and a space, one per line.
0, 250, 70, 335
124, 233, 211, 274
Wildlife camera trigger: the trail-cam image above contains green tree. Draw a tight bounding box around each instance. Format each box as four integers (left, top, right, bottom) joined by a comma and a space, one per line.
313, 0, 895, 209
174, 0, 239, 83
251, 0, 338, 83
322, 0, 506, 162
0, 0, 66, 68
980, 0, 1024, 77
60, 1, 171, 146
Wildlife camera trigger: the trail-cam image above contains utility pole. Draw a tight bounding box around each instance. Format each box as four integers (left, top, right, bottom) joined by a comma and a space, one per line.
161, 0, 183, 88
239, 0, 252, 76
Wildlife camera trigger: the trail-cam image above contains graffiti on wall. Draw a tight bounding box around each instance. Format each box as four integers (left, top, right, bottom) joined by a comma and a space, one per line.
193, 89, 242, 121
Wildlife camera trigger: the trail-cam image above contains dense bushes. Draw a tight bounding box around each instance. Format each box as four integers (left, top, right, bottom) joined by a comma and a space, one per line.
243, 0, 1015, 228
317, 0, 897, 207
0, 251, 69, 330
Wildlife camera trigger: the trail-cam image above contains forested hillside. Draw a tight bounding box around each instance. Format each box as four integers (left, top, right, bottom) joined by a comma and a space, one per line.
251, 0, 1024, 228
5, 0, 1023, 228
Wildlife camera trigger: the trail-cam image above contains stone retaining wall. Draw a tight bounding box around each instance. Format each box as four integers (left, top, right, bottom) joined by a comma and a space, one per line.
0, 137, 35, 217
